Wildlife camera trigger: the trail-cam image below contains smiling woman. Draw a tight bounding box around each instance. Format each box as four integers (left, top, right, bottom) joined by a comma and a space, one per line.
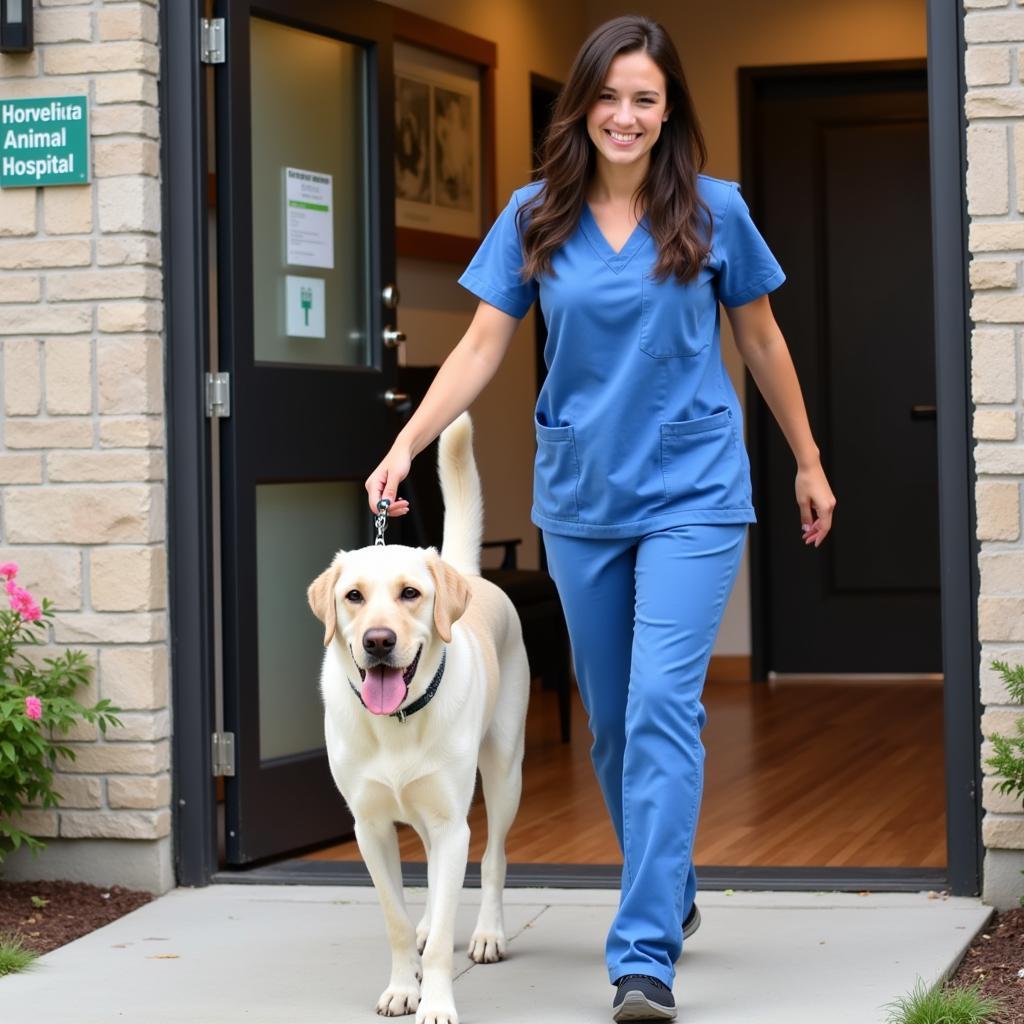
515, 23, 712, 288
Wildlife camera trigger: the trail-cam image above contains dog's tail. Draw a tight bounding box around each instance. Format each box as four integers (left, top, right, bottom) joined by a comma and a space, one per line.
437, 412, 482, 577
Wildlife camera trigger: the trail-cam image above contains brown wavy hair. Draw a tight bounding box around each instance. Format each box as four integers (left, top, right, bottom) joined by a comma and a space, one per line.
519, 15, 711, 285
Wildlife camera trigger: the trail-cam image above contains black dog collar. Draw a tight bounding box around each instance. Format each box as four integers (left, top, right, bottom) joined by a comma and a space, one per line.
348, 648, 447, 724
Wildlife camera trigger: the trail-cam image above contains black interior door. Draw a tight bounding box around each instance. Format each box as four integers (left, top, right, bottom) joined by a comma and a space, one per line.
215, 0, 400, 864
744, 62, 941, 674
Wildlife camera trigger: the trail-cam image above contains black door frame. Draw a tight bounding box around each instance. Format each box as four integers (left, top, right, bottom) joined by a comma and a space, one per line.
924, 0, 984, 898
163, 0, 982, 893
162, 0, 218, 887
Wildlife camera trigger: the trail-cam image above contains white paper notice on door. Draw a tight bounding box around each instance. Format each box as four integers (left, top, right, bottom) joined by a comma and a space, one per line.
285, 167, 334, 269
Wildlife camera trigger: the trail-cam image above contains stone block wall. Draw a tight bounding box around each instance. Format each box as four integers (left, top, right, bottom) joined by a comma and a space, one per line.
965, 0, 1024, 907
0, 0, 172, 893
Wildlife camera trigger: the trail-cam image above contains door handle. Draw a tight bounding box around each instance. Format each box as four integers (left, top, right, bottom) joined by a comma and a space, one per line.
383, 327, 406, 348
910, 404, 937, 421
383, 389, 411, 412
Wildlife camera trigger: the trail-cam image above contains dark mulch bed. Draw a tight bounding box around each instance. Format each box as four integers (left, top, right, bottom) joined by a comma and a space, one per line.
946, 907, 1024, 1022
0, 879, 153, 956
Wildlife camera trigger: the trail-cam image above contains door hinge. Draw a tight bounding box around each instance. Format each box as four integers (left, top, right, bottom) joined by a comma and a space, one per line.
201, 18, 225, 64
205, 371, 230, 418
212, 732, 235, 777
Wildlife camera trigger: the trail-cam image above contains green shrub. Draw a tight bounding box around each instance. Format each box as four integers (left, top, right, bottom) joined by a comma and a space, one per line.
0, 933, 39, 977
883, 977, 1004, 1024
0, 562, 122, 867
984, 659, 1024, 907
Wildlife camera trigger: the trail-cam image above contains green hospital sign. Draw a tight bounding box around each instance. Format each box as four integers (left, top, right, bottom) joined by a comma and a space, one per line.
0, 96, 89, 188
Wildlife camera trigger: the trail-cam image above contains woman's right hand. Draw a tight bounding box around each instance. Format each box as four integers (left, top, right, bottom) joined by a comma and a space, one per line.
365, 445, 412, 517
362, 300, 519, 520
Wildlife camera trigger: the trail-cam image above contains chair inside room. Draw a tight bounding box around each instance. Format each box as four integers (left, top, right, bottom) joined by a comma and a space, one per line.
395, 364, 573, 743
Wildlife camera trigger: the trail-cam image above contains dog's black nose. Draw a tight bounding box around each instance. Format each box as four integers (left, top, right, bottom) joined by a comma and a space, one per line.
363, 628, 397, 654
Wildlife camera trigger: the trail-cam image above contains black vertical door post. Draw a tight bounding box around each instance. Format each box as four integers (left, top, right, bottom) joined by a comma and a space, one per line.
161, 0, 219, 887
926, 0, 983, 898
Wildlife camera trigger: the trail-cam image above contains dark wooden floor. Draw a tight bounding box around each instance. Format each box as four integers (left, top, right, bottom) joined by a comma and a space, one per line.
304, 675, 947, 868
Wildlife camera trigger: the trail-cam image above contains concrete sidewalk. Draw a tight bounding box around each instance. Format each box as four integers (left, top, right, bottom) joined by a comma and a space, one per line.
1, 884, 991, 1024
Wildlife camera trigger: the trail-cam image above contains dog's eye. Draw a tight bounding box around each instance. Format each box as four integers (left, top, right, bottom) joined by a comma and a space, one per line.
345, 590, 364, 603
400, 587, 420, 601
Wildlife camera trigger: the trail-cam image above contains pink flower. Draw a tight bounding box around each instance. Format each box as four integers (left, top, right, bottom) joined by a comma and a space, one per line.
20, 603, 42, 623
7, 584, 39, 620
24, 696, 42, 721
0, 563, 18, 580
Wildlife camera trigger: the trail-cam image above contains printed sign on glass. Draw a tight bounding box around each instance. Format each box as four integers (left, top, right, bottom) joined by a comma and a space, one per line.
285, 167, 334, 269
285, 275, 326, 338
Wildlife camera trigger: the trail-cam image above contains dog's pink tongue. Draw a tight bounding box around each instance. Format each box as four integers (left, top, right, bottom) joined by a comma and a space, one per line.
362, 666, 406, 715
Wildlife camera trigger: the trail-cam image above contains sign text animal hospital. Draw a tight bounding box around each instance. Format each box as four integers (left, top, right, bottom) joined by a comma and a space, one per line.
0, 97, 89, 188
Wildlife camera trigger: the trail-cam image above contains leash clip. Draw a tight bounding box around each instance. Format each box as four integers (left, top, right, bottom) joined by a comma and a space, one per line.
374, 499, 390, 546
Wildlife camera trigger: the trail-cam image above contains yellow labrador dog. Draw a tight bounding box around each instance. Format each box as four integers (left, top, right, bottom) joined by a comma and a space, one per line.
308, 413, 529, 1024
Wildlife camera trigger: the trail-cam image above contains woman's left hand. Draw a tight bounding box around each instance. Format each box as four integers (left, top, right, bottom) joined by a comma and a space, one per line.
795, 462, 836, 548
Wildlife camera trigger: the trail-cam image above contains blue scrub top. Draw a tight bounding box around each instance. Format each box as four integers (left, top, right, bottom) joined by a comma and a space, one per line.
457, 175, 786, 539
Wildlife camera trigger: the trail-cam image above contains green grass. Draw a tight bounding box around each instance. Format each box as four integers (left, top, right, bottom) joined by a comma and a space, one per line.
0, 933, 39, 977
883, 978, 1005, 1024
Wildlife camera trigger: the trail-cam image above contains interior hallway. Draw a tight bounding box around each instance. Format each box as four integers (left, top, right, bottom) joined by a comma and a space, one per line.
303, 675, 947, 868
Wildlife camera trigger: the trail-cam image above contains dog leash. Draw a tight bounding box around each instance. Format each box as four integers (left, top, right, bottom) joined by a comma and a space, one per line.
374, 499, 390, 546
363, 498, 446, 722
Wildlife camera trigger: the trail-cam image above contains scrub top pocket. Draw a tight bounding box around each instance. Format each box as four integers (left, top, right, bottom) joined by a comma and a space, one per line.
640, 267, 715, 359
534, 419, 581, 522
660, 409, 745, 507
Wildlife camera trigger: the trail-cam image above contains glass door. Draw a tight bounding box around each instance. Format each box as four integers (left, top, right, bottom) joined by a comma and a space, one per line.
214, 0, 401, 864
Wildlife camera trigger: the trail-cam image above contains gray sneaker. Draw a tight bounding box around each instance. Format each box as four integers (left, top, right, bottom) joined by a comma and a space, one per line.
612, 975, 677, 1022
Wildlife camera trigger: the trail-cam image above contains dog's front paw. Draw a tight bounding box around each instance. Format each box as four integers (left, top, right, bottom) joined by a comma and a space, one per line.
415, 1001, 458, 1024
467, 927, 507, 964
376, 981, 420, 1017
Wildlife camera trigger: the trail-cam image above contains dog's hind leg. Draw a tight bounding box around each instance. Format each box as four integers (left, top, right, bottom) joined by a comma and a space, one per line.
468, 728, 525, 964
355, 818, 422, 1017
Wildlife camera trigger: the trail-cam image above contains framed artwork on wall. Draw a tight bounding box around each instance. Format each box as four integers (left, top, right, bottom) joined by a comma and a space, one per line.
393, 11, 497, 263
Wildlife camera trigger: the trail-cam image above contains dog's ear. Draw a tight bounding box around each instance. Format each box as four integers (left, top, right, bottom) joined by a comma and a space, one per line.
307, 561, 342, 647
426, 551, 471, 644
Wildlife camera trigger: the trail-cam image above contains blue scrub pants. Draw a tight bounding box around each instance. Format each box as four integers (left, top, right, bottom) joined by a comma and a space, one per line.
542, 523, 747, 988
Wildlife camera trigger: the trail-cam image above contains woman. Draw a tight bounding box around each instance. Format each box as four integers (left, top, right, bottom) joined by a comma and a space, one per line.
367, 14, 835, 1022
